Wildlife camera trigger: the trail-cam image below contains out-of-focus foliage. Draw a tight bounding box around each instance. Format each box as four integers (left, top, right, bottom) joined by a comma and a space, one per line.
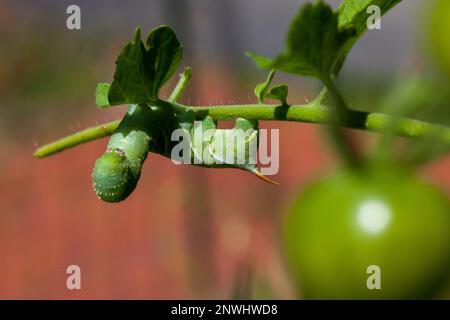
338, 74, 450, 164
380, 76, 450, 127
378, 76, 450, 164
428, 0, 450, 77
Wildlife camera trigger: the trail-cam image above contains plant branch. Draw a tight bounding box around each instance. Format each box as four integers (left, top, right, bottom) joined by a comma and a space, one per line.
169, 67, 192, 103
33, 102, 450, 158
321, 77, 363, 166
33, 120, 120, 158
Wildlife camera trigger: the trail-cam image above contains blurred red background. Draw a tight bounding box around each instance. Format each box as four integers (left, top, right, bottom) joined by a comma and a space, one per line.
1, 107, 449, 299
0, 0, 449, 299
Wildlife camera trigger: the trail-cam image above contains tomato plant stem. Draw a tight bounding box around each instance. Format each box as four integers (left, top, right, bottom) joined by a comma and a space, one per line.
33, 120, 120, 157
321, 77, 363, 167
33, 103, 450, 158
169, 67, 192, 103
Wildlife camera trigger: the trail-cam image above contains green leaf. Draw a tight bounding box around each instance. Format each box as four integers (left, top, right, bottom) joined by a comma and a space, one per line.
266, 84, 289, 105
338, 0, 402, 34
247, 0, 402, 80
254, 70, 289, 105
247, 1, 355, 80
247, 53, 273, 70
145, 25, 183, 93
255, 70, 275, 103
97, 26, 182, 108
334, 0, 402, 74
106, 28, 156, 107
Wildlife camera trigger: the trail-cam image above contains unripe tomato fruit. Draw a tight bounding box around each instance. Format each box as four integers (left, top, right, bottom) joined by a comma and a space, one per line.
284, 168, 450, 299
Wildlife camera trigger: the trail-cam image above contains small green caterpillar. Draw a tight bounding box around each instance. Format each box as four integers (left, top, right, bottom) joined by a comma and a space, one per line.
175, 114, 277, 184
92, 104, 155, 202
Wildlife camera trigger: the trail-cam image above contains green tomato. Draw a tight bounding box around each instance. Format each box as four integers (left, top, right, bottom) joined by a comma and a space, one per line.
284, 168, 450, 299
429, 0, 450, 76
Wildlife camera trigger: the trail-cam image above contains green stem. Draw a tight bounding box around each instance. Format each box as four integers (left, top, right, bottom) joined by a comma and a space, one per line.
321, 77, 362, 167
168, 67, 192, 103
33, 120, 120, 158
33, 102, 450, 158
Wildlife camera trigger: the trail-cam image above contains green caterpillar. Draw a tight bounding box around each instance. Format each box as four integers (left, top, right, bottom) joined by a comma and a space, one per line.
93, 104, 274, 202
176, 114, 277, 184
93, 104, 156, 202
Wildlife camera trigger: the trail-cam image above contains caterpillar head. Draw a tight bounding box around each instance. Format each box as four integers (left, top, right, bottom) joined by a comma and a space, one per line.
92, 148, 137, 202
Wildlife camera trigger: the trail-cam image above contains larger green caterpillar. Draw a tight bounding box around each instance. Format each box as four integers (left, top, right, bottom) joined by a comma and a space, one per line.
92, 104, 171, 202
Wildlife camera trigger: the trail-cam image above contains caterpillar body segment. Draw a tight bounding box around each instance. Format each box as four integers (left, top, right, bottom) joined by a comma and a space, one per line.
92, 104, 154, 202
